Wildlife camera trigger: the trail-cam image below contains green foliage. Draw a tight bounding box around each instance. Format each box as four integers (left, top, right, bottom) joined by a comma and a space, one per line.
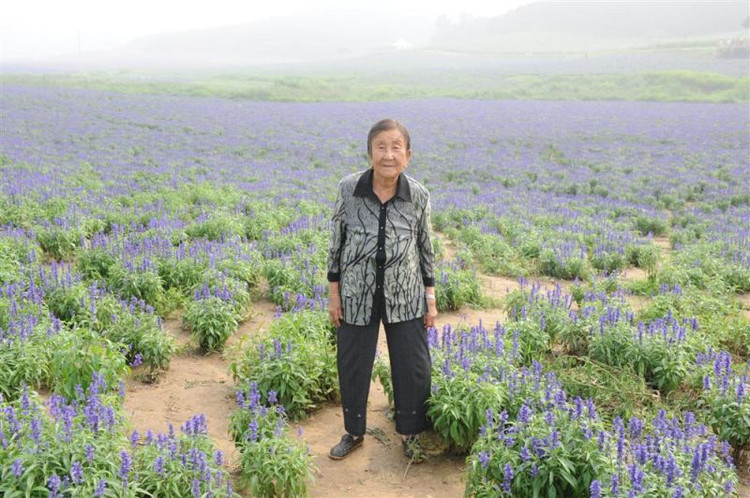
634, 216, 669, 237
457, 227, 525, 276
590, 250, 627, 273
108, 265, 169, 313
0, 315, 54, 399
49, 328, 129, 399
76, 247, 118, 281
695, 358, 750, 452
183, 296, 238, 353
428, 369, 508, 452
587, 318, 691, 395
466, 405, 611, 498
36, 227, 80, 260
372, 355, 394, 407
8, 69, 747, 103
156, 256, 207, 292
106, 303, 176, 372
539, 250, 591, 281
435, 263, 484, 312
230, 383, 315, 497
625, 243, 661, 274
0, 385, 236, 497
185, 212, 245, 241
507, 318, 552, 365
549, 356, 659, 421
230, 310, 337, 419
44, 282, 89, 323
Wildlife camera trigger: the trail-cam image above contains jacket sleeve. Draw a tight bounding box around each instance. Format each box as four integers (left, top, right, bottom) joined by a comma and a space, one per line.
417, 190, 436, 287
327, 180, 346, 282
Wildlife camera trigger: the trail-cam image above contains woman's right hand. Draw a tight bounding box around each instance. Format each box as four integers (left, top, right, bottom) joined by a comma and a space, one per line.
329, 284, 343, 328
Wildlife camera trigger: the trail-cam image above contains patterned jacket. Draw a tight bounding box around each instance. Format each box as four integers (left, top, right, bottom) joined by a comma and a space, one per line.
327, 169, 436, 325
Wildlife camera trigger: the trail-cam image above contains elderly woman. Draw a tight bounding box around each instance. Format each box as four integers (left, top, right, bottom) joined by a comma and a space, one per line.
327, 118, 437, 461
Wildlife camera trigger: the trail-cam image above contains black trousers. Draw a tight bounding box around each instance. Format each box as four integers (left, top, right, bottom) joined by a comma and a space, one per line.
337, 314, 432, 437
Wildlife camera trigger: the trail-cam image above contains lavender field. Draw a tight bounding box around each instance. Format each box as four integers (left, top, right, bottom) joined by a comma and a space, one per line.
1, 84, 749, 496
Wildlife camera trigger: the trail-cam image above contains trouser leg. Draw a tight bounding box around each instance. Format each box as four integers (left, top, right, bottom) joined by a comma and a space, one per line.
337, 320, 379, 437
385, 317, 432, 435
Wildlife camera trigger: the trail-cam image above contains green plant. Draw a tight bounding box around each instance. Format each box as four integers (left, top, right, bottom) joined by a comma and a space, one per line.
36, 227, 80, 260
539, 249, 591, 281
230, 310, 337, 419
428, 369, 508, 452
183, 296, 238, 353
49, 328, 129, 399
231, 383, 315, 497
0, 382, 237, 497
467, 404, 611, 498
634, 215, 669, 237
77, 247, 118, 280
44, 282, 89, 323
435, 263, 484, 312
108, 265, 167, 313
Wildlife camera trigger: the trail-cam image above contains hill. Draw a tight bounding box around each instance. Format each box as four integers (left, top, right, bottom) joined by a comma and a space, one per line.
432, 1, 749, 53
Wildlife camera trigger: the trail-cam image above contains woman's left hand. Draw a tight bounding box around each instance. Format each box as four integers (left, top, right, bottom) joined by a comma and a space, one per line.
424, 300, 438, 329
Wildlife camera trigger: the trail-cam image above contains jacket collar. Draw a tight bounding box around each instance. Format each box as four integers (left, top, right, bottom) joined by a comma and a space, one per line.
353, 168, 412, 202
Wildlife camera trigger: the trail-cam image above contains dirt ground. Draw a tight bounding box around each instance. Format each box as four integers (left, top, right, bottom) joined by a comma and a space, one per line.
123, 245, 750, 497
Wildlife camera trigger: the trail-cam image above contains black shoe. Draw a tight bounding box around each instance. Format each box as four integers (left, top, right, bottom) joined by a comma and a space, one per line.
329, 434, 364, 460
403, 435, 426, 463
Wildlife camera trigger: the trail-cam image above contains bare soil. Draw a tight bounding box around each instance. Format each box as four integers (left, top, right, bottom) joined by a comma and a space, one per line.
738, 293, 750, 321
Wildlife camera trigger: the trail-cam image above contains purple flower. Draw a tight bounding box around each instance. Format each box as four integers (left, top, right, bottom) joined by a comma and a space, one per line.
248, 418, 259, 442
130, 353, 143, 367
502, 463, 514, 493
478, 451, 490, 469
518, 404, 531, 424
130, 429, 140, 448
94, 479, 106, 496
85, 444, 95, 463
70, 460, 83, 485
154, 456, 165, 476
48, 474, 61, 497
11, 458, 23, 477
215, 450, 224, 467
119, 450, 132, 486
590, 479, 602, 498
610, 474, 620, 496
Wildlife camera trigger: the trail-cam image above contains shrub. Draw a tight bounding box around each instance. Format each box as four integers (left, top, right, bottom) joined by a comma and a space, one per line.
77, 247, 118, 281
230, 382, 315, 497
108, 265, 168, 313
634, 215, 669, 237
49, 328, 129, 399
183, 296, 238, 353
435, 262, 484, 312
539, 248, 591, 281
36, 227, 80, 260
230, 310, 337, 419
695, 351, 750, 455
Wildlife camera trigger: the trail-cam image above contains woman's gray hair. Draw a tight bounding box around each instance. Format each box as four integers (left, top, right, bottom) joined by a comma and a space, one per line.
367, 119, 411, 157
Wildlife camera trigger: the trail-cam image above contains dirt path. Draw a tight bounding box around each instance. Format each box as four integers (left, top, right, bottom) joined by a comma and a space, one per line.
738, 293, 750, 321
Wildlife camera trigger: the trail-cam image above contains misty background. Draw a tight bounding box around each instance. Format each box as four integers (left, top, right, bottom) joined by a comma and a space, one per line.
2, 1, 748, 70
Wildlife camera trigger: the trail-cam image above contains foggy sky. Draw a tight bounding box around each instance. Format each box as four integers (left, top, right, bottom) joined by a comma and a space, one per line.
1, 0, 532, 61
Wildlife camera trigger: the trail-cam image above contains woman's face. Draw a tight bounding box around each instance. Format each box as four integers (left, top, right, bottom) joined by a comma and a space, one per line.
369, 129, 411, 183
